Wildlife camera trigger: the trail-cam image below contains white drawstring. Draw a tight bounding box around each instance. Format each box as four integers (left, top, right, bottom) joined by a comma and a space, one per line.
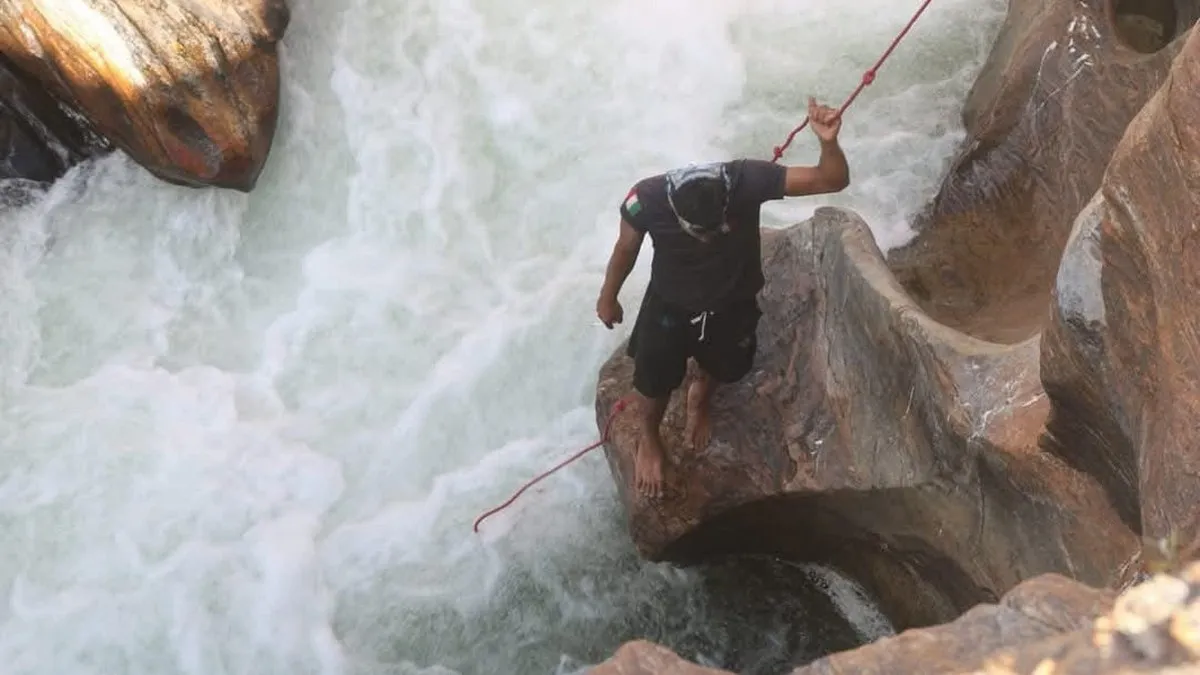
691, 310, 712, 342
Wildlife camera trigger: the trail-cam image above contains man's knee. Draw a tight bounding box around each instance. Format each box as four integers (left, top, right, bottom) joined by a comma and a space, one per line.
700, 335, 756, 383
633, 354, 687, 399
628, 291, 690, 398
698, 309, 760, 383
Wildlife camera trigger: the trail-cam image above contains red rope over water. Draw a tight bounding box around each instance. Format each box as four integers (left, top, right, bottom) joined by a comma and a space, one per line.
471, 0, 935, 534
771, 0, 936, 163
472, 398, 630, 533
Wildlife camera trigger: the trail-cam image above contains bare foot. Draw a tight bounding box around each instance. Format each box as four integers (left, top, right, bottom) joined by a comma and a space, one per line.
685, 378, 713, 450
635, 428, 666, 499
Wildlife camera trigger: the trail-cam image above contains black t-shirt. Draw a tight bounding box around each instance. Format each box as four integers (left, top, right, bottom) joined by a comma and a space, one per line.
619, 159, 787, 313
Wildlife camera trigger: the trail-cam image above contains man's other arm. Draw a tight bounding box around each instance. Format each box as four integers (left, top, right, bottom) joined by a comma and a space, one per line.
596, 218, 644, 328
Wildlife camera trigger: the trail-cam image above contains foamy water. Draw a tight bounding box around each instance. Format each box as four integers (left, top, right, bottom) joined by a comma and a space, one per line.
0, 0, 1004, 673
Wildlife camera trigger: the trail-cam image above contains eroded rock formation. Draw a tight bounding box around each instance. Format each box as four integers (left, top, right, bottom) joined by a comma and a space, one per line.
0, 0, 290, 191
887, 0, 1200, 345
593, 1, 1200, 673
1041, 11, 1200, 562
588, 562, 1200, 674
595, 207, 1136, 632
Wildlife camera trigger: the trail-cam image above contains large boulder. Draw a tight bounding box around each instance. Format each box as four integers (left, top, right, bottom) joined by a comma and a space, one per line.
595, 207, 1136, 632
588, 562, 1200, 675
0, 0, 289, 191
886, 0, 1200, 345
1041, 18, 1200, 560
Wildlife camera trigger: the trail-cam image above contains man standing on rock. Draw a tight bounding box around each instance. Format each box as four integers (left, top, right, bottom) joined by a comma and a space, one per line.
596, 97, 850, 498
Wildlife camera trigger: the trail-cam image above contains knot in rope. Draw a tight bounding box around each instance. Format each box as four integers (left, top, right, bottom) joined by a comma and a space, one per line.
768, 0, 935, 163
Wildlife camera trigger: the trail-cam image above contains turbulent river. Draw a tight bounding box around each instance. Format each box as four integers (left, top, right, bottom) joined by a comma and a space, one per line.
0, 0, 1005, 673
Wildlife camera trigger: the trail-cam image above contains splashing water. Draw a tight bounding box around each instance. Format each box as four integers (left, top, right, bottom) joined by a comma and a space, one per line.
0, 0, 1005, 673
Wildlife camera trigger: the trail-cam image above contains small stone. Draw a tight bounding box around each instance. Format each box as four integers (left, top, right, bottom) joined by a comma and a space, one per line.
1030, 658, 1057, 675
1114, 575, 1191, 632
1169, 599, 1200, 658
1180, 561, 1200, 587
1093, 615, 1116, 654
1112, 574, 1191, 660
979, 654, 1017, 675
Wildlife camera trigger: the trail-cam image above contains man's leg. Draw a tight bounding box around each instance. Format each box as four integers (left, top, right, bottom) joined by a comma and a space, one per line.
689, 301, 762, 450
684, 364, 717, 450
626, 289, 688, 498
632, 391, 670, 498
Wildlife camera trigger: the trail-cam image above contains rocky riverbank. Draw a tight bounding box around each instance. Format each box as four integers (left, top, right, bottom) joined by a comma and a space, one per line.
593, 0, 1200, 671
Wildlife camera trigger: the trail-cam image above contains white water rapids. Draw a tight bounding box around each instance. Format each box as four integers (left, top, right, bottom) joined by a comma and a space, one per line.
0, 0, 1006, 673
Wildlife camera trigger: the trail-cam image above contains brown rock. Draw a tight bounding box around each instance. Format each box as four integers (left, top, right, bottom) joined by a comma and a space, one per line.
1040, 19, 1200, 558
589, 564, 1200, 675
887, 0, 1199, 346
1110, 574, 1191, 660
1169, 600, 1200, 659
982, 566, 1200, 674
789, 573, 1115, 675
595, 206, 1136, 632
0, 0, 289, 191
587, 641, 731, 675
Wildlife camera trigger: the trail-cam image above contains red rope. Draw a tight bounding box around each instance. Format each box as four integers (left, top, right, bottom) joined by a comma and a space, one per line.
472, 0, 935, 534
771, 0, 936, 163
472, 397, 630, 533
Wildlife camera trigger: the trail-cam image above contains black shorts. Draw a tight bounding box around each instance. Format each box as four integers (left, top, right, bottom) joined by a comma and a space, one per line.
625, 286, 762, 399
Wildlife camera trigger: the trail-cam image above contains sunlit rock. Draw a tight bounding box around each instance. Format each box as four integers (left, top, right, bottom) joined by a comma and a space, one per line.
1041, 16, 1200, 558
0, 0, 289, 191
887, 0, 1199, 346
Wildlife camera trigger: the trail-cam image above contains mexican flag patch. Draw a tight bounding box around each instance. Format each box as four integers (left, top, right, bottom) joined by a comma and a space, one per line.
623, 187, 642, 216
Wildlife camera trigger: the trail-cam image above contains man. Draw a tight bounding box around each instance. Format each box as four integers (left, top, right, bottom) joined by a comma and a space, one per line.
595, 97, 849, 498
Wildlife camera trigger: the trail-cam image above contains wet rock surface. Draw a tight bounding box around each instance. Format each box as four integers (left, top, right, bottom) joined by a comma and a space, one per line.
0, 55, 108, 185
0, 0, 289, 191
589, 563, 1200, 674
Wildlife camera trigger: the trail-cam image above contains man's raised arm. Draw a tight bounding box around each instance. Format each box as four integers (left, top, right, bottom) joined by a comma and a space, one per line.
783, 97, 850, 197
